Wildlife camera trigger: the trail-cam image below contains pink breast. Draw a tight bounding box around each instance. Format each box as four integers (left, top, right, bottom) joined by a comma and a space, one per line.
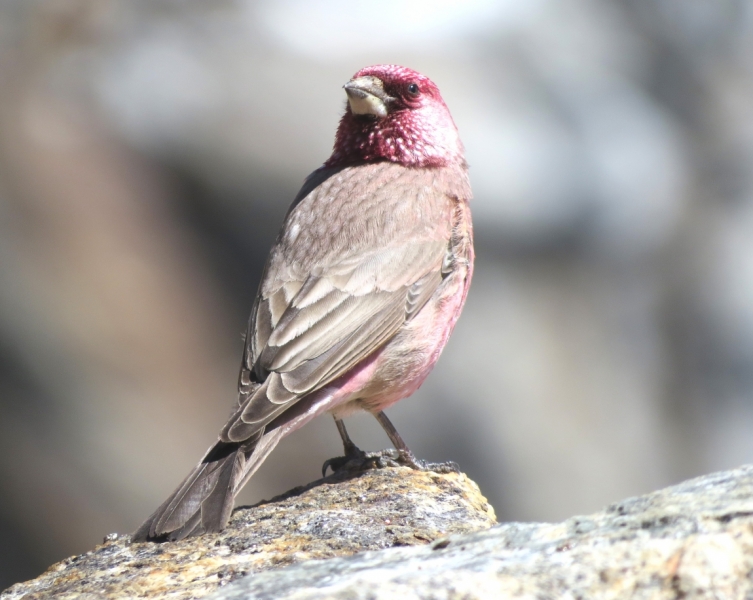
358, 265, 472, 414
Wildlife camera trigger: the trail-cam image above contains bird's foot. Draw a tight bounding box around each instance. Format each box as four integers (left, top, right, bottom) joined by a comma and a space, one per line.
322, 442, 370, 477
321, 449, 397, 476
326, 448, 459, 474
323, 445, 459, 477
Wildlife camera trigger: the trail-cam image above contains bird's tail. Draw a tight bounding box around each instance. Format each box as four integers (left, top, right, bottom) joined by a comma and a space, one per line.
132, 432, 262, 542
132, 386, 339, 542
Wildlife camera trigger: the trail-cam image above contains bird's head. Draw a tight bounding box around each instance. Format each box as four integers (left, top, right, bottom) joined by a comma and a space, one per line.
326, 65, 464, 169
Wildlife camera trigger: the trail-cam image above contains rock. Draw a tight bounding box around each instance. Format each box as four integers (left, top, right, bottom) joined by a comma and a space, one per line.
8, 465, 753, 600
208, 465, 753, 599
0, 466, 495, 600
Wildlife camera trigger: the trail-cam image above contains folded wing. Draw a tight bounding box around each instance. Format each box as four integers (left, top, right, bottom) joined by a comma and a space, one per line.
223, 162, 456, 443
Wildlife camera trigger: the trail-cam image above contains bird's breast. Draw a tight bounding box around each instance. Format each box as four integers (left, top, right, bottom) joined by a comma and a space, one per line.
356, 197, 473, 413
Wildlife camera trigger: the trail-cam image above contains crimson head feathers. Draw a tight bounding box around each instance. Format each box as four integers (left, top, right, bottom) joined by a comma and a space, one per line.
326, 65, 465, 169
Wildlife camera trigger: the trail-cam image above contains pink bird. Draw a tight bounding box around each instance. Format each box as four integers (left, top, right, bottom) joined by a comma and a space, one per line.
133, 64, 474, 542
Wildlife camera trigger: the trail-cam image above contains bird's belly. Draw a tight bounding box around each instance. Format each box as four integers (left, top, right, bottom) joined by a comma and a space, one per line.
353, 269, 470, 414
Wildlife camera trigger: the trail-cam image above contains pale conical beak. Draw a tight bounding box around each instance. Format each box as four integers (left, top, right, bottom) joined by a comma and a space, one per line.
344, 76, 395, 118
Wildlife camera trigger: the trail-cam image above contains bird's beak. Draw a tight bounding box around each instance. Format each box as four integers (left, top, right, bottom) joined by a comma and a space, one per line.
344, 76, 395, 118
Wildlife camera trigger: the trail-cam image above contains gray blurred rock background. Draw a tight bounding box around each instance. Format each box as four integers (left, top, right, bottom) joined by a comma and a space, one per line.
0, 0, 751, 589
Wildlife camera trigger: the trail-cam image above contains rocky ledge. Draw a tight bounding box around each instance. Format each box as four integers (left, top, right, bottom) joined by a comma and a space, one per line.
211, 464, 753, 600
5, 464, 753, 599
0, 466, 495, 600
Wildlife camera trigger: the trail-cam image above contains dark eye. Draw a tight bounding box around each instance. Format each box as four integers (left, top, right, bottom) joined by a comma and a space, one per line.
407, 83, 420, 96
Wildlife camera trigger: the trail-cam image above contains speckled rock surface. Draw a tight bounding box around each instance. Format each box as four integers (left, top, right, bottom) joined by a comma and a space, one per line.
209, 465, 753, 600
0, 466, 495, 600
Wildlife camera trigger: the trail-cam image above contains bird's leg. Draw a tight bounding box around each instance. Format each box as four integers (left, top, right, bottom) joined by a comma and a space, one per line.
374, 411, 459, 474
335, 416, 361, 456
322, 412, 460, 476
373, 410, 413, 457
321, 416, 368, 476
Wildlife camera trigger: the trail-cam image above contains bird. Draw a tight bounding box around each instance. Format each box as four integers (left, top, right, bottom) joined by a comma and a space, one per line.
132, 64, 474, 542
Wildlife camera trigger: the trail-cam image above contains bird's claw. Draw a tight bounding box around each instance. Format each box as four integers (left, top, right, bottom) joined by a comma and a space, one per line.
322, 447, 459, 476
322, 444, 368, 477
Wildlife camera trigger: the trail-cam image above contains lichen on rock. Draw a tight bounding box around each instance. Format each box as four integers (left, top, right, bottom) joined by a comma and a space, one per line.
8, 464, 753, 600
0, 466, 495, 600
210, 464, 753, 600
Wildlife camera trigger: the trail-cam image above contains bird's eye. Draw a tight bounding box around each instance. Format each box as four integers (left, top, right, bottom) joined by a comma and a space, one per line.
407, 83, 420, 96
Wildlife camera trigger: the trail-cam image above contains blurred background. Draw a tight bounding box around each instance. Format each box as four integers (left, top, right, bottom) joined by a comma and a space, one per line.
1, 0, 753, 588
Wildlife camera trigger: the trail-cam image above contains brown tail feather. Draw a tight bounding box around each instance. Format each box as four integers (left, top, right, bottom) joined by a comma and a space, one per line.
132, 388, 338, 543
132, 439, 249, 542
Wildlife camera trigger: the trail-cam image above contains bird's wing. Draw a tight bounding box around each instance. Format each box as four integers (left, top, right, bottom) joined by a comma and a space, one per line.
222, 162, 460, 442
